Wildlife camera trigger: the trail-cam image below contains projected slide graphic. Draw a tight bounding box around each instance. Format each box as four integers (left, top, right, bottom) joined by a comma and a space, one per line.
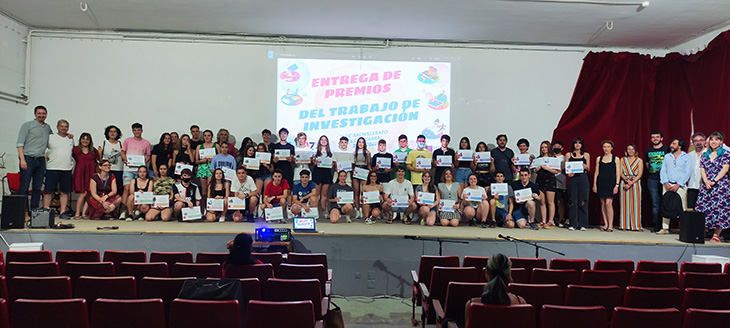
276, 58, 451, 148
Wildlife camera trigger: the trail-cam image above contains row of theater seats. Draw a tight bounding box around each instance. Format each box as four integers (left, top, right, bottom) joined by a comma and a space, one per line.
413, 256, 730, 328
0, 250, 332, 328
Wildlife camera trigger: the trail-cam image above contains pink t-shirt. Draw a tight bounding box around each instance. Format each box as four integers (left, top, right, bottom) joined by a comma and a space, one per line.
122, 137, 151, 169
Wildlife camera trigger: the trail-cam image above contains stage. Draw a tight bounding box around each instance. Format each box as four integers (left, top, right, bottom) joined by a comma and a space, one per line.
1, 218, 728, 296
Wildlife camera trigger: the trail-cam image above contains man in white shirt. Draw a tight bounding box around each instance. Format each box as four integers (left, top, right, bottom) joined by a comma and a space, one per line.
687, 133, 706, 210
332, 136, 354, 185
42, 119, 74, 219
382, 167, 417, 223
230, 166, 259, 222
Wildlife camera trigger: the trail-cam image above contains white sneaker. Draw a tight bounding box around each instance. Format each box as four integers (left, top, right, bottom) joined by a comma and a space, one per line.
120, 212, 128, 220
346, 215, 352, 223
580, 227, 587, 231
568, 227, 575, 231
365, 217, 375, 225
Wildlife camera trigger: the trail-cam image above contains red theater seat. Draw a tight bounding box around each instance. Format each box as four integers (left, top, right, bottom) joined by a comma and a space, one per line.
11, 298, 89, 328
550, 259, 591, 272
169, 299, 241, 328
593, 260, 634, 272
90, 298, 166, 328
244, 300, 315, 328
540, 305, 607, 328
465, 303, 536, 328
636, 261, 677, 272
610, 307, 680, 328
149, 252, 193, 268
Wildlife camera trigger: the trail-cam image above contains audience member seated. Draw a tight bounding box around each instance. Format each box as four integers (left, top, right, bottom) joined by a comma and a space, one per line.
468, 253, 526, 310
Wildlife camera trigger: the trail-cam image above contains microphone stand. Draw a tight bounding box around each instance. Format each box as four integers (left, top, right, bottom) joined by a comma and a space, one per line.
404, 236, 469, 256
500, 235, 565, 258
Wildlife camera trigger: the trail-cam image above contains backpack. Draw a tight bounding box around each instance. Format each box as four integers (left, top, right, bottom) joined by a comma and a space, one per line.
661, 190, 682, 220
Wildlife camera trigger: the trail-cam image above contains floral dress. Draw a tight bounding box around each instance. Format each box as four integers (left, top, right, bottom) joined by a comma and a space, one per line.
695, 150, 730, 229
196, 143, 217, 179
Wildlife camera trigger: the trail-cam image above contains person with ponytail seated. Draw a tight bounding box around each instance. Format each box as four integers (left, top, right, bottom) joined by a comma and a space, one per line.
223, 233, 263, 277
467, 253, 526, 310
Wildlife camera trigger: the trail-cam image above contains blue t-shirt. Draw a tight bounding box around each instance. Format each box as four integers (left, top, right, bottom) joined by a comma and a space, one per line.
211, 154, 236, 171
293, 182, 316, 200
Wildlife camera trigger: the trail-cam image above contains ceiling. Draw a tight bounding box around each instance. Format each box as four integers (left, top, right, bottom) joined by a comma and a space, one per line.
1, 0, 729, 48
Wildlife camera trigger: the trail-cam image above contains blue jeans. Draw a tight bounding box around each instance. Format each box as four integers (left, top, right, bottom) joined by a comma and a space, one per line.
19, 156, 46, 209
647, 177, 661, 231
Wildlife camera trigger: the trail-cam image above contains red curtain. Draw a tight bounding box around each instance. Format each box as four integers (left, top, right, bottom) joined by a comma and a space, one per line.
552, 30, 730, 227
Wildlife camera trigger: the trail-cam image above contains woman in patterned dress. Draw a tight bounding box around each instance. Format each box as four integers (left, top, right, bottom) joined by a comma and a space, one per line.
695, 132, 730, 243
619, 144, 643, 231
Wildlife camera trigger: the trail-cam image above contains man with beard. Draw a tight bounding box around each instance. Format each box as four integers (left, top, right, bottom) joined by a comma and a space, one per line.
645, 131, 670, 232
687, 133, 706, 210
657, 138, 691, 235
490, 134, 515, 182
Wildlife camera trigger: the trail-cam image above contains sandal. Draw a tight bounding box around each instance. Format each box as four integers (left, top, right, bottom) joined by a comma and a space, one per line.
710, 235, 721, 243
607, 228, 614, 232
404, 219, 412, 225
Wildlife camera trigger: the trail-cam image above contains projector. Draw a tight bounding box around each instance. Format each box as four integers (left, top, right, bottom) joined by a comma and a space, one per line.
255, 227, 291, 242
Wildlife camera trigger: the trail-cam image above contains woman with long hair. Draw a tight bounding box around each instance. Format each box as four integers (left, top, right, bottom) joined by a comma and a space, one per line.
98, 125, 124, 193
172, 134, 196, 180
125, 165, 153, 220
593, 140, 620, 232
73, 132, 98, 219
196, 130, 217, 198
146, 163, 175, 222
695, 131, 730, 243
471, 141, 491, 188
254, 143, 274, 198
456, 137, 473, 189
87, 160, 123, 220
223, 233, 263, 276
361, 170, 383, 224
468, 254, 526, 307
534, 140, 559, 228
206, 168, 230, 222
620, 144, 643, 231
353, 137, 371, 219
415, 171, 440, 226
461, 173, 489, 227
151, 132, 174, 178
313, 135, 334, 217
566, 137, 590, 231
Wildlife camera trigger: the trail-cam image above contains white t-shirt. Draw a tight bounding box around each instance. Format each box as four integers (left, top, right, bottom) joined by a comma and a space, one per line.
294, 145, 313, 180
688, 149, 706, 190
101, 140, 124, 171
230, 175, 257, 195
332, 149, 354, 184
46, 134, 74, 170
385, 179, 414, 197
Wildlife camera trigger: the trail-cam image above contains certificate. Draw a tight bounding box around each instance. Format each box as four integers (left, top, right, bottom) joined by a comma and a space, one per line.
304, 207, 318, 218
464, 188, 484, 202
375, 157, 391, 169
417, 191, 435, 205
134, 192, 154, 205
393, 152, 407, 163
265, 207, 284, 221
513, 154, 531, 166
337, 191, 354, 204
565, 161, 585, 174
206, 198, 225, 211
222, 167, 236, 181
227, 197, 246, 210
391, 195, 409, 208
491, 183, 509, 197
295, 150, 312, 163
198, 148, 216, 159
243, 157, 259, 170
274, 149, 291, 160
530, 158, 548, 169
457, 150, 473, 161
439, 199, 456, 212
475, 151, 491, 163
547, 158, 562, 170
317, 156, 333, 168
436, 155, 452, 167
336, 160, 352, 172
153, 195, 169, 208
255, 152, 271, 164
174, 163, 193, 175
415, 158, 431, 170
126, 155, 145, 167
362, 191, 380, 204
353, 167, 369, 180
515, 188, 534, 203
182, 207, 202, 221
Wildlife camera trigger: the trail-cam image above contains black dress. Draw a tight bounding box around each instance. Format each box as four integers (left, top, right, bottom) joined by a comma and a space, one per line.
597, 155, 617, 198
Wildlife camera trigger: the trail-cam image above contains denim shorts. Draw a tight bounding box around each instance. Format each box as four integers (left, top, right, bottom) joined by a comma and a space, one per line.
455, 168, 473, 183
255, 174, 272, 182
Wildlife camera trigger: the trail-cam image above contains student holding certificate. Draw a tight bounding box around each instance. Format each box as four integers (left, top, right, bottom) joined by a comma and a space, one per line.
415, 172, 440, 226
489, 172, 518, 228
437, 169, 461, 227
230, 166, 259, 222
371, 139, 394, 183
254, 143, 274, 199
383, 167, 417, 224
432, 135, 456, 184
291, 170, 317, 217
236, 145, 258, 177
125, 166, 153, 221
461, 174, 490, 228
172, 168, 202, 220
511, 169, 543, 230
565, 137, 591, 231
262, 170, 290, 216
514, 138, 535, 181
455, 137, 473, 189
210, 142, 236, 173
172, 134, 196, 180
393, 134, 412, 180
293, 132, 313, 186
351, 137, 372, 220
87, 160, 123, 220
472, 141, 492, 188
120, 122, 152, 220
206, 169, 230, 222
195, 130, 217, 199
270, 128, 296, 188
534, 141, 560, 228
150, 133, 174, 179
361, 171, 384, 225
406, 135, 432, 188
312, 135, 334, 217
146, 163, 175, 221
328, 171, 355, 223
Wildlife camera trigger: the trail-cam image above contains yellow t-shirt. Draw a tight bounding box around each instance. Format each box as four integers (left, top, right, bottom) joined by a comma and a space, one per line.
406, 148, 432, 185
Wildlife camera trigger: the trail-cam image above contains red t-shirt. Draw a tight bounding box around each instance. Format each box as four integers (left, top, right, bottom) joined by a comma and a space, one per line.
264, 179, 290, 205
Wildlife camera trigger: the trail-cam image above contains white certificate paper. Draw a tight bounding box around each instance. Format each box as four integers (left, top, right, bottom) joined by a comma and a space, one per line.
134, 191, 154, 205
198, 148, 216, 159
547, 158, 562, 170
362, 191, 380, 204
376, 157, 391, 169
436, 155, 452, 167
513, 154, 531, 166
515, 188, 534, 203
153, 195, 169, 208
391, 195, 409, 207
337, 191, 354, 204
227, 197, 246, 210
126, 155, 146, 167
255, 152, 271, 164
318, 156, 333, 168
182, 207, 202, 221
415, 158, 431, 169
222, 167, 236, 181
336, 160, 353, 172
265, 207, 284, 221
206, 198, 225, 211
353, 167, 369, 180
174, 163, 193, 175
439, 200, 456, 212
243, 157, 259, 170
457, 150, 473, 161
491, 183, 509, 196
295, 150, 312, 163
393, 152, 407, 163
417, 191, 435, 205
274, 149, 291, 160
464, 188, 484, 202
565, 161, 585, 174
475, 151, 491, 163
530, 157, 548, 169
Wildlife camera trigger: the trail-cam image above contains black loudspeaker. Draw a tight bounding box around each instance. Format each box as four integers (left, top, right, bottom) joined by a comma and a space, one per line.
2, 195, 28, 229
679, 211, 705, 244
